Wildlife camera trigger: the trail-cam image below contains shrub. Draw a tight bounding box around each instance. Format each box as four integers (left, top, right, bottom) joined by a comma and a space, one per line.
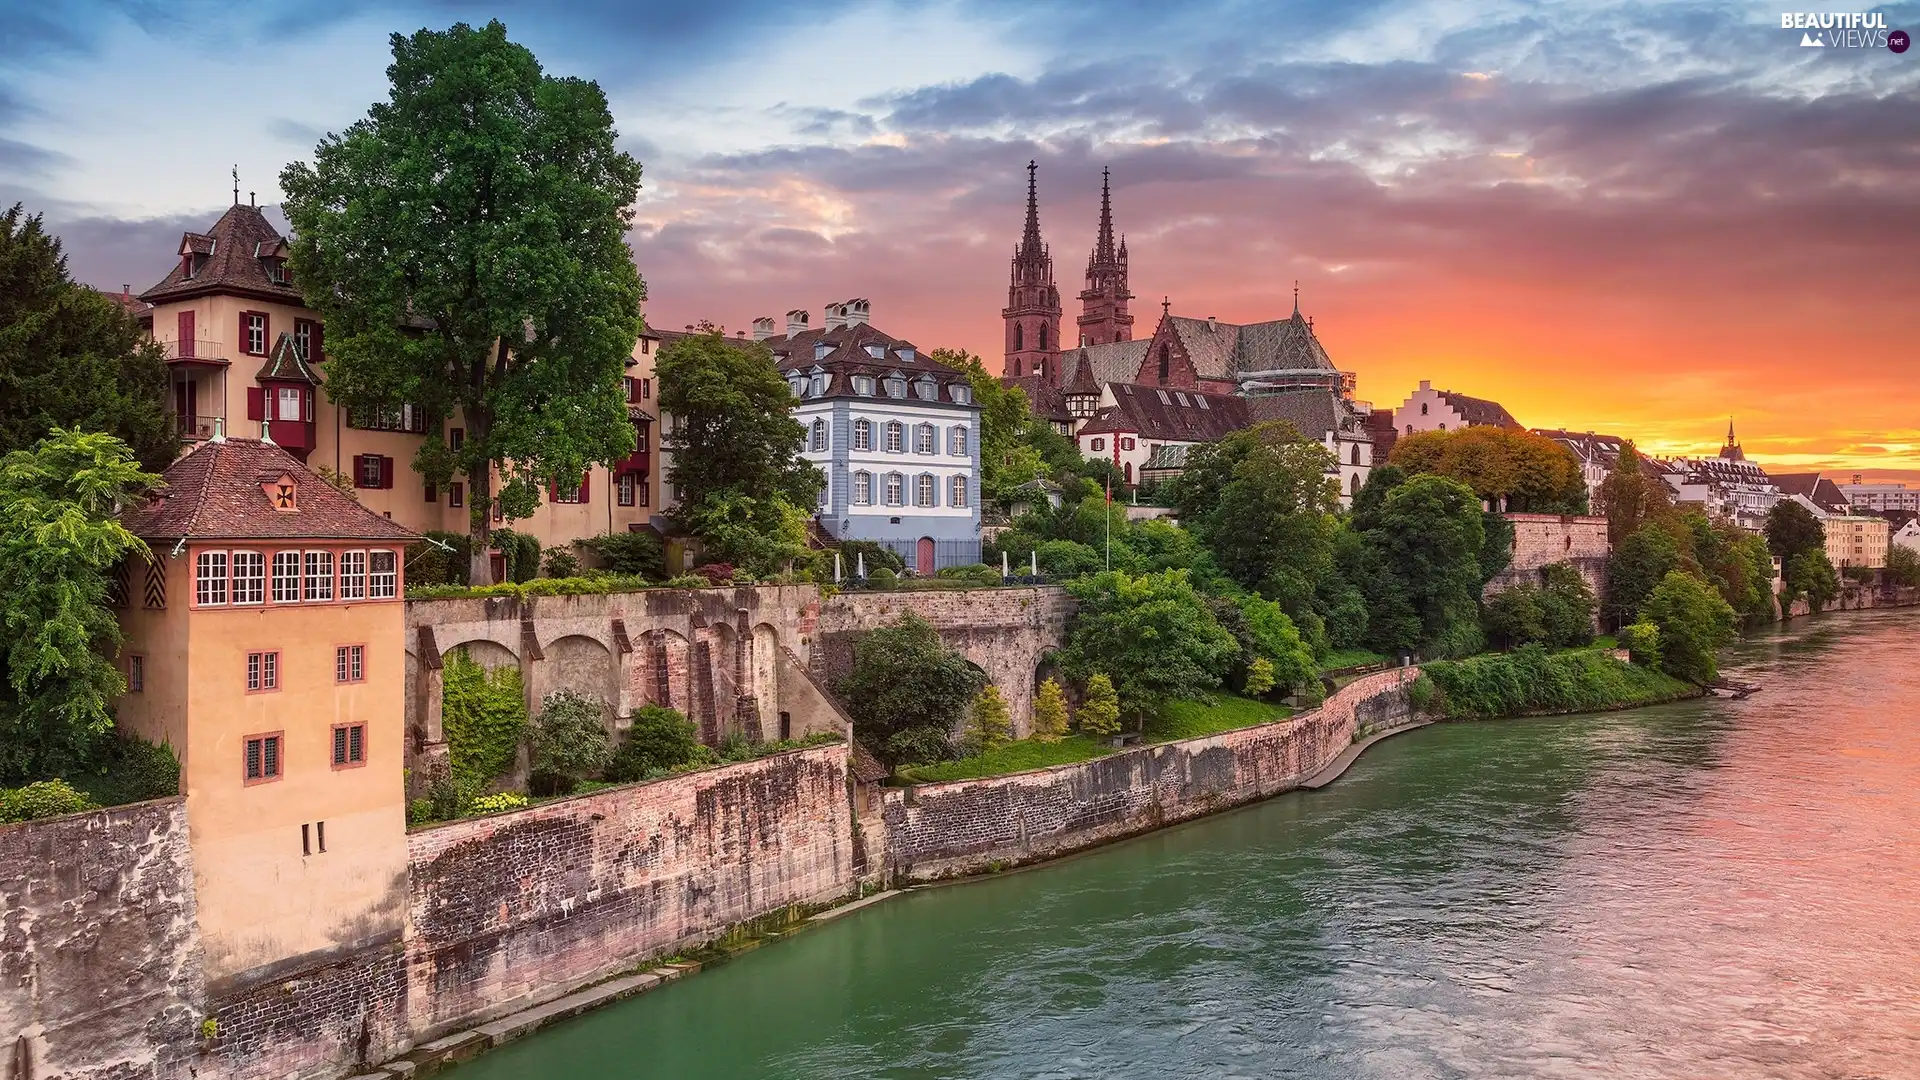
883, 725, 955, 767
664, 574, 711, 589
866, 566, 898, 590
1619, 620, 1662, 668
1036, 538, 1105, 578
692, 562, 736, 585
1244, 657, 1276, 697
1031, 678, 1070, 742
604, 705, 711, 782
1420, 646, 1692, 720
1641, 570, 1738, 684
961, 685, 1012, 756
468, 792, 530, 815
936, 563, 1002, 587
541, 545, 580, 579
1405, 673, 1440, 714
583, 531, 666, 579
440, 650, 530, 793
490, 528, 542, 583
529, 690, 614, 796
70, 736, 179, 807
0, 779, 96, 823
1079, 673, 1120, 738
838, 540, 904, 576
836, 612, 983, 767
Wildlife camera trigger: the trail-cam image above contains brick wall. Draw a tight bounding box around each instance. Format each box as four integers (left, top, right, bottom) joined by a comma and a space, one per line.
201, 943, 407, 1080
814, 587, 1074, 735
402, 742, 854, 1037
1484, 513, 1610, 604
881, 668, 1421, 881
0, 798, 205, 1080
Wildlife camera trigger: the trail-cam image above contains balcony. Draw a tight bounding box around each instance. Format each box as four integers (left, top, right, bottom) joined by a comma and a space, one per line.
161, 339, 231, 365
173, 411, 227, 441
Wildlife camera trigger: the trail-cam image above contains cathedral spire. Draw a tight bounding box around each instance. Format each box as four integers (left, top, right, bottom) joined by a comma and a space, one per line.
1004, 160, 1061, 380
1076, 166, 1133, 348
1093, 167, 1117, 266
1020, 160, 1043, 257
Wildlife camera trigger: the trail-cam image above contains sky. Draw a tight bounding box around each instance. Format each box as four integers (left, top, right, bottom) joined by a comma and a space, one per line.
4, 0, 1917, 481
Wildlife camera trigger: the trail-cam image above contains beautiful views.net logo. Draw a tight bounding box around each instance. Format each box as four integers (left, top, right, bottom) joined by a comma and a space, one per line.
1781, 11, 1909, 50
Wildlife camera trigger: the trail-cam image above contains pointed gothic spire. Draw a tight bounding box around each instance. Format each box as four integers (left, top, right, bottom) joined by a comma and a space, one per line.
1293, 280, 1300, 317
1020, 160, 1043, 257
1093, 167, 1117, 266
1727, 416, 1737, 445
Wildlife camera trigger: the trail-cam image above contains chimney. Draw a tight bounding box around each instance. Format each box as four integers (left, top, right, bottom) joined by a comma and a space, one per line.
786, 309, 809, 337
823, 301, 847, 330
752, 316, 776, 341
122, 284, 130, 295
1419, 379, 1432, 392
843, 298, 870, 327
735, 330, 745, 337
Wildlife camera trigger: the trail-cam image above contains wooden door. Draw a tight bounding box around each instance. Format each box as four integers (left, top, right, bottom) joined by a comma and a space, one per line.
917, 537, 935, 574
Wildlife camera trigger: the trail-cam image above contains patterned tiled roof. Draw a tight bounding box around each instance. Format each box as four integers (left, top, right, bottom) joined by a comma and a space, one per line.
1243, 390, 1360, 442
1164, 312, 1337, 382
95, 287, 152, 320
255, 331, 321, 385
1002, 375, 1070, 422
120, 438, 418, 542
1057, 339, 1149, 390
139, 204, 305, 306
1078, 383, 1248, 441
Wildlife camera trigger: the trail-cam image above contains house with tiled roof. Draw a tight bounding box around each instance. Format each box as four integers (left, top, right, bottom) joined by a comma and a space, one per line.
1773, 473, 1891, 568
131, 197, 662, 574
1533, 428, 1636, 502
1393, 380, 1523, 438
749, 300, 982, 572
112, 436, 415, 999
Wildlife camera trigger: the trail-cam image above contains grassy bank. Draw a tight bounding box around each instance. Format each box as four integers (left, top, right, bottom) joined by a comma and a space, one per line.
900, 694, 1293, 784
1416, 646, 1696, 720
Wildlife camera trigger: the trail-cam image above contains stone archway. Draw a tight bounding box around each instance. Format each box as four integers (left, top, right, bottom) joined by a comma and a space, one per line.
751, 623, 781, 735
539, 634, 617, 726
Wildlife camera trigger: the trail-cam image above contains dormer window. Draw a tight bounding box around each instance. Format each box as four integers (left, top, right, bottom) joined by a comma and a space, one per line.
810, 374, 827, 396
854, 376, 875, 396
914, 379, 937, 402
950, 385, 971, 405
899, 348, 916, 362
788, 377, 805, 398
865, 345, 885, 359
885, 377, 906, 399
814, 343, 831, 361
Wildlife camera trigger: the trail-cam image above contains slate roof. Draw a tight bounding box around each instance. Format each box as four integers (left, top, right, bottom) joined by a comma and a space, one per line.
120, 438, 418, 542
1363, 409, 1400, 461
254, 331, 321, 385
1532, 428, 1630, 466
767, 322, 976, 407
1002, 375, 1070, 423
139, 204, 305, 306
1771, 473, 1850, 514
1244, 389, 1367, 442
1078, 383, 1248, 441
1056, 339, 1149, 390
1436, 390, 1522, 430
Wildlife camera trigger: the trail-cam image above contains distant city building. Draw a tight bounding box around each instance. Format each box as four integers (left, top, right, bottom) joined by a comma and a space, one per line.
1840, 477, 1920, 513
1392, 380, 1522, 437
759, 300, 983, 573
1533, 428, 1631, 502
1892, 516, 1920, 557
1658, 421, 1782, 531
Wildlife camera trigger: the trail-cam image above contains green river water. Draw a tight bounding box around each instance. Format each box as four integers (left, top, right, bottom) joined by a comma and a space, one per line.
454, 608, 1920, 1079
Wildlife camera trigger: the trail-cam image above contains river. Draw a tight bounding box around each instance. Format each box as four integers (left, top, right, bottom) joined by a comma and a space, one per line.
454, 608, 1920, 1079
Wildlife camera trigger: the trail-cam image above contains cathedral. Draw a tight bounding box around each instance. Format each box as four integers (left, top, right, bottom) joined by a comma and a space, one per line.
999, 162, 1377, 501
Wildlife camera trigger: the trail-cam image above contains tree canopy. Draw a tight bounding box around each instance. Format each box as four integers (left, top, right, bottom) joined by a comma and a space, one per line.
1594, 440, 1672, 545
0, 205, 176, 471
1170, 421, 1339, 613
1640, 570, 1737, 684
1389, 427, 1587, 513
1061, 569, 1238, 728
1359, 474, 1488, 656
0, 430, 158, 784
837, 613, 984, 767
1764, 500, 1826, 561
280, 20, 646, 580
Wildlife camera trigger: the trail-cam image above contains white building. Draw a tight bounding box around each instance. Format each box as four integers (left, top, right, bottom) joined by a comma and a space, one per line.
1393, 380, 1522, 437
1840, 478, 1920, 513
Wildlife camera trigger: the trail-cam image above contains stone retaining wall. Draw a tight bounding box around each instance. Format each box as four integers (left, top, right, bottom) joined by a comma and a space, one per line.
402, 741, 854, 1037
880, 668, 1422, 881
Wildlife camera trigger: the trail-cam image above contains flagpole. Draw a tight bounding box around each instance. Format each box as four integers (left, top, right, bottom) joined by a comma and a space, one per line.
1104, 474, 1112, 572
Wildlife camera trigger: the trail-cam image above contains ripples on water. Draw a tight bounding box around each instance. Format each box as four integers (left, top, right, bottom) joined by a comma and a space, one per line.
456, 610, 1920, 1079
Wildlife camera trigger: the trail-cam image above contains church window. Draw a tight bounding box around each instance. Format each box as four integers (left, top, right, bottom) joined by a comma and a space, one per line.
1158, 345, 1170, 381
1351, 474, 1360, 495
853, 419, 872, 451
1039, 325, 1049, 351
1406, 424, 1414, 436
1013, 325, 1023, 351
1420, 402, 1429, 415
1012, 359, 1023, 377
1351, 444, 1360, 465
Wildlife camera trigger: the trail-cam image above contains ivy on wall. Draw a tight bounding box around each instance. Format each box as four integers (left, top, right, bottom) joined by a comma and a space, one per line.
441, 649, 530, 791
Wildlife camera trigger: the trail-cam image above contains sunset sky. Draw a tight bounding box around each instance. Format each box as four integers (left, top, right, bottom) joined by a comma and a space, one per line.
5, 1, 1916, 480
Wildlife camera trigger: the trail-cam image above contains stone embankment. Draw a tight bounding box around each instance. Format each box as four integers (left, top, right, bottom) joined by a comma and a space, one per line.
880, 667, 1423, 881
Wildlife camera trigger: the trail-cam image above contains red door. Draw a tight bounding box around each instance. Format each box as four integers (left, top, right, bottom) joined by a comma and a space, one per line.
917, 537, 936, 574
177, 310, 194, 357
489, 552, 507, 584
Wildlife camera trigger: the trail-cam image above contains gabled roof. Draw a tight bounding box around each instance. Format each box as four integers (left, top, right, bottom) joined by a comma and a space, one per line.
1532, 428, 1629, 465
1437, 390, 1522, 430
1162, 311, 1337, 382
120, 438, 418, 543
767, 322, 976, 407
1057, 339, 1149, 391
1078, 383, 1248, 441
255, 331, 321, 385
140, 204, 305, 306
1244, 390, 1367, 443
95, 287, 152, 320
1002, 375, 1070, 422
1771, 472, 1850, 514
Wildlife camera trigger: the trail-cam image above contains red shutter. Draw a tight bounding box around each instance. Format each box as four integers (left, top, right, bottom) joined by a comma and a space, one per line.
579, 471, 590, 504
238, 313, 248, 353
260, 312, 270, 354
425, 483, 438, 503
177, 310, 195, 355
246, 387, 265, 421
311, 321, 324, 362
352, 455, 368, 488
380, 456, 395, 489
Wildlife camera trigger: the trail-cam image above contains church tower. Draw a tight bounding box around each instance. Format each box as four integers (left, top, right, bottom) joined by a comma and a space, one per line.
1002, 161, 1061, 380
1076, 167, 1133, 348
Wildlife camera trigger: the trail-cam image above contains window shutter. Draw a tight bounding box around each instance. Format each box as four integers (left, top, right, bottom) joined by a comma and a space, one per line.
425, 483, 438, 503
352, 455, 368, 488
579, 471, 590, 504
178, 310, 194, 350
238, 312, 248, 352
380, 456, 395, 489
246, 387, 265, 421
311, 321, 324, 362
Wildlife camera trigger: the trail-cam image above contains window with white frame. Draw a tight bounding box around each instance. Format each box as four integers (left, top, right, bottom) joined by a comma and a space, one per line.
304, 551, 334, 602
916, 474, 936, 507
788, 377, 805, 397
195, 551, 229, 606
950, 385, 971, 404
885, 421, 903, 453
853, 419, 872, 451
810, 419, 827, 452
949, 426, 968, 456
277, 386, 303, 422
232, 551, 265, 604
916, 423, 935, 454
854, 471, 872, 505
818, 477, 830, 507
272, 551, 301, 602
369, 551, 397, 598
885, 377, 906, 399
1091, 438, 1106, 451
244, 313, 267, 355
949, 475, 968, 507
810, 374, 827, 396
616, 472, 636, 507
885, 473, 903, 506
914, 379, 936, 401
854, 376, 874, 396
339, 550, 367, 600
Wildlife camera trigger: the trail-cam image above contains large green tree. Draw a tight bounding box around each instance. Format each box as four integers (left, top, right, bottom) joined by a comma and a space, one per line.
0, 205, 176, 471
1764, 500, 1826, 561
0, 430, 158, 784
1389, 426, 1587, 513
836, 613, 984, 768
932, 347, 1048, 503
281, 20, 646, 581
1361, 474, 1488, 656
1594, 440, 1672, 545
1604, 524, 1685, 628
1171, 422, 1339, 615
1060, 569, 1238, 728
1785, 549, 1840, 612
1685, 512, 1775, 622
1640, 570, 1737, 684
656, 329, 821, 557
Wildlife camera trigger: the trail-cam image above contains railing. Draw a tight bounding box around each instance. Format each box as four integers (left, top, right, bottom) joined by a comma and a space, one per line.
162, 339, 230, 362
173, 413, 226, 440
